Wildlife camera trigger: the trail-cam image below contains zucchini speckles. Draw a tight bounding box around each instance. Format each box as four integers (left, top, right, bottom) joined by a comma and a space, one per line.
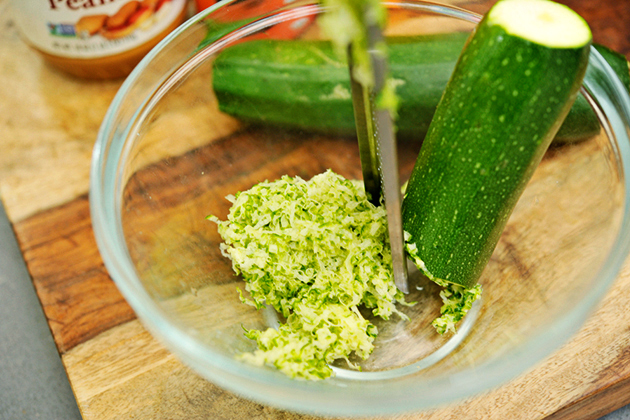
402, 0, 591, 291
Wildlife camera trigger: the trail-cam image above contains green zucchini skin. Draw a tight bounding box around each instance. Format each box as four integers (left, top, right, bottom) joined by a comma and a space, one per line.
557, 44, 630, 142
212, 32, 464, 138
401, 12, 591, 289
212, 35, 627, 143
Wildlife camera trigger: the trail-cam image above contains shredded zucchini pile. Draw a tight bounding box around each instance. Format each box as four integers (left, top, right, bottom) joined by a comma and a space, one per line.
405, 238, 482, 335
209, 170, 407, 380
432, 281, 482, 335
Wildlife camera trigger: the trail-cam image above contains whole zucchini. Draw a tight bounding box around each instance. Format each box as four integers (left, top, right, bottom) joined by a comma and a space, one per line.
212, 32, 464, 139
401, 0, 591, 289
212, 33, 627, 144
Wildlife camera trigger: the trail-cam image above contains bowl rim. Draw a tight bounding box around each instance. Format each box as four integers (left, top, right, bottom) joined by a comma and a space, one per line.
90, 1, 630, 416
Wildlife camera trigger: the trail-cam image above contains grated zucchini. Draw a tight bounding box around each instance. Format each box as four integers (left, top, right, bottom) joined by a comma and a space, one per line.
209, 170, 408, 379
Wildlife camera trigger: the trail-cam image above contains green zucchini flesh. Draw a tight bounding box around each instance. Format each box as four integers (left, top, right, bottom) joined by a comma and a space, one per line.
211, 35, 627, 144
401, 0, 591, 289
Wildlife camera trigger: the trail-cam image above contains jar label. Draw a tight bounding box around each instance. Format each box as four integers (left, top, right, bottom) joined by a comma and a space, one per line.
11, 0, 187, 59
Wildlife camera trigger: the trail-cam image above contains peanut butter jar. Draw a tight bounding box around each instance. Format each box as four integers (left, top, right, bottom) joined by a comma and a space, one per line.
10, 0, 188, 79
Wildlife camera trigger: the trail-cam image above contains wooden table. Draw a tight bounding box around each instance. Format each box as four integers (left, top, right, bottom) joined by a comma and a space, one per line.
2, 0, 630, 418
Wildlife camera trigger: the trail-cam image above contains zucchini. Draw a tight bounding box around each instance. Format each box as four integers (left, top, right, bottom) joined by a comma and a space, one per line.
558, 44, 630, 141
212, 32, 463, 138
212, 34, 628, 144
401, 0, 591, 289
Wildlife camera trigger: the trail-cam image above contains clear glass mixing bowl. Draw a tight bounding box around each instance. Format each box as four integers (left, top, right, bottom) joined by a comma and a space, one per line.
90, 0, 630, 416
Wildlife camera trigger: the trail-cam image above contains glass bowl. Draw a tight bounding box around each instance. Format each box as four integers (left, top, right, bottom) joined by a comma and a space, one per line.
90, 0, 630, 416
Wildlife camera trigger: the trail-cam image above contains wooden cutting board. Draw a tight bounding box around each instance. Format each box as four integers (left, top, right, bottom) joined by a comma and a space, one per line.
2, 0, 630, 419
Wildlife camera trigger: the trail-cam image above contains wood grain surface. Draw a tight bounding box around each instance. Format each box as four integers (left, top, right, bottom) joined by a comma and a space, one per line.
2, 0, 630, 419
